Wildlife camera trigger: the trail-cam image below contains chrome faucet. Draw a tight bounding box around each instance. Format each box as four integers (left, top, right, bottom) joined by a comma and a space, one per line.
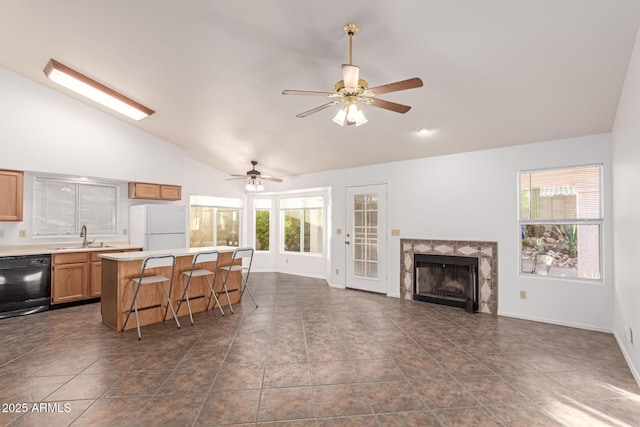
80, 224, 95, 247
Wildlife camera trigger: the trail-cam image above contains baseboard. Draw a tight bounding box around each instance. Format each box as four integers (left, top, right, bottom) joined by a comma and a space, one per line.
613, 330, 640, 388
498, 311, 612, 333
329, 282, 346, 289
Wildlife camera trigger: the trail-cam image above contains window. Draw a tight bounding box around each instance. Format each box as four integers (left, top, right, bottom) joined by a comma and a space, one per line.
254, 198, 271, 251
189, 195, 242, 248
280, 196, 323, 254
33, 178, 118, 236
518, 164, 602, 280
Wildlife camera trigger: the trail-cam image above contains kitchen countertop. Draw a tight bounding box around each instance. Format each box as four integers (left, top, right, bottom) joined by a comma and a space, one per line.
0, 242, 141, 257
98, 245, 238, 261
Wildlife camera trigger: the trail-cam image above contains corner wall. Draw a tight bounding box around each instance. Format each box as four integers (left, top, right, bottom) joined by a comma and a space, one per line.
612, 26, 640, 381
270, 133, 613, 331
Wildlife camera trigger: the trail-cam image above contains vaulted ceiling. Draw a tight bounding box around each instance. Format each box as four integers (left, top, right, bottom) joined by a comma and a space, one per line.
2, 1, 639, 179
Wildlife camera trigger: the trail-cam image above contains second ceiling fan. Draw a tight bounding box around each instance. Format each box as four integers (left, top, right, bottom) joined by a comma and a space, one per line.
282, 23, 423, 126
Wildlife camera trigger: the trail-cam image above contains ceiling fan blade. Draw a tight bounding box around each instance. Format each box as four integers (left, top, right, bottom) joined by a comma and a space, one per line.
368, 77, 423, 95
342, 64, 360, 88
261, 176, 283, 183
368, 98, 412, 114
225, 176, 249, 181
282, 89, 336, 97
295, 101, 339, 118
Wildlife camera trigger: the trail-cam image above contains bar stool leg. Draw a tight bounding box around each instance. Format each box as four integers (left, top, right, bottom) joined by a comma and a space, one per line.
177, 275, 195, 325
205, 274, 225, 316
241, 275, 258, 308
122, 280, 144, 339
220, 269, 234, 314
160, 281, 181, 329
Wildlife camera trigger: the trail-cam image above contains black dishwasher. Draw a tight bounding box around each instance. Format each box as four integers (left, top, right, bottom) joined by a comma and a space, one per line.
0, 255, 51, 319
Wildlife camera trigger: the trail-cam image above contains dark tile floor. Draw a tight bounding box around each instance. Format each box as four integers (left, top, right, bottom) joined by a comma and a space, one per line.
1, 272, 639, 426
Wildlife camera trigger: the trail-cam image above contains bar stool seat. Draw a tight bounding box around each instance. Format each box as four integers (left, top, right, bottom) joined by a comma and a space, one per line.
122, 255, 181, 339
177, 250, 225, 325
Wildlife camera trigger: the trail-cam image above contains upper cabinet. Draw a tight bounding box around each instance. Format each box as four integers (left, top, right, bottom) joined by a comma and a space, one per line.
128, 182, 181, 201
0, 169, 24, 222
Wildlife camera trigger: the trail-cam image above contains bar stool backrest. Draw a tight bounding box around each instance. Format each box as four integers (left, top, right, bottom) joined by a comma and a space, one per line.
232, 248, 254, 269
142, 255, 176, 270
193, 251, 219, 265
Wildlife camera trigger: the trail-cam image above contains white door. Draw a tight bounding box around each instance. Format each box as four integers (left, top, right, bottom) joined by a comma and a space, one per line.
345, 185, 387, 294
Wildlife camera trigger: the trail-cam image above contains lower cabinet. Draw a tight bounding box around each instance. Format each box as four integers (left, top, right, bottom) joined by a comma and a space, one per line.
51, 249, 140, 304
51, 253, 89, 304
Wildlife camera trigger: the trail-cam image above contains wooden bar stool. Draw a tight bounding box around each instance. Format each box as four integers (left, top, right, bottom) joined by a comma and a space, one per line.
176, 250, 225, 325
122, 255, 181, 339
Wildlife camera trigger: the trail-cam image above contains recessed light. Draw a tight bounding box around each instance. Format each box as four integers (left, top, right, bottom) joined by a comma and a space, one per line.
417, 127, 433, 135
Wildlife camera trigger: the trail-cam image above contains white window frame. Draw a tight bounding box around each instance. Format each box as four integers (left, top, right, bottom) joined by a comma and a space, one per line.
254, 198, 272, 252
279, 195, 324, 256
518, 163, 603, 281
33, 177, 119, 237
189, 195, 243, 248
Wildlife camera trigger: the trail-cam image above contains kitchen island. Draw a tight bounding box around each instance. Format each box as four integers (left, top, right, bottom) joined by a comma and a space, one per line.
99, 246, 242, 331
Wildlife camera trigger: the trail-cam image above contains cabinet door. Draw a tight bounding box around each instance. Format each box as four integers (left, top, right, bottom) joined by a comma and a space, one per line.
52, 262, 88, 304
0, 170, 24, 222
129, 182, 160, 199
90, 261, 102, 297
160, 185, 181, 200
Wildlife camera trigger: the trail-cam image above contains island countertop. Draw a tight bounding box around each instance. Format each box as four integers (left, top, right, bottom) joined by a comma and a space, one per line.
98, 245, 238, 261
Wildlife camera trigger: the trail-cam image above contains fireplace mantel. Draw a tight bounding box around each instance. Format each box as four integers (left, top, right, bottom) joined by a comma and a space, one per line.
400, 239, 498, 314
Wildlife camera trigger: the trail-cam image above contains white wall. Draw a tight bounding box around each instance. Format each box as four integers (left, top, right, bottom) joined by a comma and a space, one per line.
263, 133, 613, 331
612, 26, 640, 382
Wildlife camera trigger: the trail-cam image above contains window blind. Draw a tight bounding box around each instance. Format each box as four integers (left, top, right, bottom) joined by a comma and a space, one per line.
519, 164, 602, 221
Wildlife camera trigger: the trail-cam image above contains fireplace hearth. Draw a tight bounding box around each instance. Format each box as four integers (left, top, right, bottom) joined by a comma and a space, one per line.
413, 254, 478, 312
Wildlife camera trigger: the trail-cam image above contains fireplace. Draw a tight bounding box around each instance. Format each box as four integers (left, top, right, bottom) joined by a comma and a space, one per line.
413, 254, 478, 312
400, 239, 498, 314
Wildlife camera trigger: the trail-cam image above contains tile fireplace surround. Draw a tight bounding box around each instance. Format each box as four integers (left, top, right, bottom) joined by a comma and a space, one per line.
400, 239, 498, 314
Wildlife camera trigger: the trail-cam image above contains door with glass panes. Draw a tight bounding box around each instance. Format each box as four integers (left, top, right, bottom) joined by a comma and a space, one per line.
345, 185, 387, 294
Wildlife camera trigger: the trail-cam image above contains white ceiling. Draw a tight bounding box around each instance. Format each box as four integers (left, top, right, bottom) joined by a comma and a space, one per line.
1, 1, 639, 179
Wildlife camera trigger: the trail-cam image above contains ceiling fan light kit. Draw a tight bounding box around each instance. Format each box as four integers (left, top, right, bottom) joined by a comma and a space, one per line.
227, 160, 283, 192
282, 23, 423, 127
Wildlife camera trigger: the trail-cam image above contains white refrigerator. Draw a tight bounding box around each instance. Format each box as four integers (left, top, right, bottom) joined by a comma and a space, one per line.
130, 204, 187, 251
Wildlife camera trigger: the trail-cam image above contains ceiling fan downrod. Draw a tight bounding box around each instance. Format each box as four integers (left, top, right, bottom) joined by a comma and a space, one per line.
344, 23, 358, 65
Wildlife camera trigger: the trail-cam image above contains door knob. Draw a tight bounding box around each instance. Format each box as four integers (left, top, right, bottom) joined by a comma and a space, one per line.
345, 240, 350, 245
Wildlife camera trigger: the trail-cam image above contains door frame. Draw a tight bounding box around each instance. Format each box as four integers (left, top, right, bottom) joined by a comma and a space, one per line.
344, 183, 388, 294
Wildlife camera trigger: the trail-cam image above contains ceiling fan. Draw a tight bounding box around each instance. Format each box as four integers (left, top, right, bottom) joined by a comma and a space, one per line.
227, 160, 283, 191
282, 23, 423, 126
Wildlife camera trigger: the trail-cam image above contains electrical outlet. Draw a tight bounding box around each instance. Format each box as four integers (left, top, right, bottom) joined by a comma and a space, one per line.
122, 228, 128, 235
19, 229, 26, 238
0, 230, 4, 238
520, 290, 527, 300
335, 268, 340, 275
285, 258, 289, 264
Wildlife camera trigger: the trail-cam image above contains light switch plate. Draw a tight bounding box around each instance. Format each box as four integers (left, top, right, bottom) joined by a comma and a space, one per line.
336, 228, 342, 235
0, 230, 4, 238
19, 229, 26, 238
391, 229, 400, 236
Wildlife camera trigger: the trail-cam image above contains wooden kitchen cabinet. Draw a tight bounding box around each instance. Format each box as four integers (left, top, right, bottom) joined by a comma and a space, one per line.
52, 248, 141, 304
51, 252, 89, 304
0, 169, 24, 222
128, 182, 181, 201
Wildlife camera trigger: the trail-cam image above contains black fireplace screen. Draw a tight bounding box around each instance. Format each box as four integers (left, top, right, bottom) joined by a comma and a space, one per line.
413, 254, 478, 312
